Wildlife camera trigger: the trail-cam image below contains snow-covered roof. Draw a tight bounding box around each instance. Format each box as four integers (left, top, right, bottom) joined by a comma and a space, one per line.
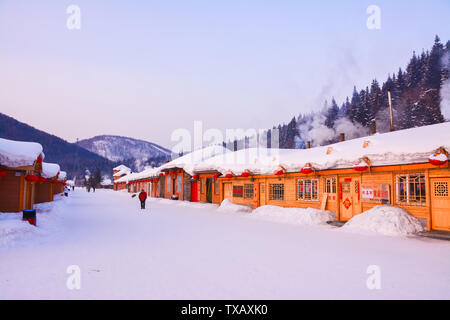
113, 164, 131, 171
0, 138, 44, 168
42, 162, 61, 179
57, 171, 67, 181
194, 122, 450, 175
159, 145, 231, 175
116, 167, 160, 183
113, 165, 132, 177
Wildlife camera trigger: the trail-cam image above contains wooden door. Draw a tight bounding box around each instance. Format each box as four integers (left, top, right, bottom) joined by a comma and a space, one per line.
191, 181, 198, 202
259, 183, 266, 207
431, 178, 450, 231
223, 183, 232, 200
339, 177, 361, 221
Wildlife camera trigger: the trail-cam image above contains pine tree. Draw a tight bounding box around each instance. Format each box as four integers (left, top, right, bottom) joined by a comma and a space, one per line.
325, 98, 339, 128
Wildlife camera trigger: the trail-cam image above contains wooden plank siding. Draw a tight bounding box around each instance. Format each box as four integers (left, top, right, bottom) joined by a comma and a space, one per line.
217, 162, 450, 231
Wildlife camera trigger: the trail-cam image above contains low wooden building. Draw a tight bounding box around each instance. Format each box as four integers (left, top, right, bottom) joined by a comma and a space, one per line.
194, 123, 450, 232
0, 138, 44, 212
113, 165, 131, 191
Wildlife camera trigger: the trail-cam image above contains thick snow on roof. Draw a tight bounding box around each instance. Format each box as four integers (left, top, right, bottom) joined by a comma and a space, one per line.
194, 122, 450, 175
57, 171, 67, 181
42, 163, 60, 179
116, 167, 161, 183
101, 178, 112, 186
0, 138, 43, 168
159, 145, 231, 175
113, 164, 131, 171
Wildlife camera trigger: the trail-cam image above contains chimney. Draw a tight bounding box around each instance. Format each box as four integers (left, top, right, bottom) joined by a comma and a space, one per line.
306, 141, 311, 149
371, 121, 377, 135
340, 133, 345, 142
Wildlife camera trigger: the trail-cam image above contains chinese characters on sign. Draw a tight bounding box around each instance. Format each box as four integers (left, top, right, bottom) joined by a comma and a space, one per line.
361, 184, 390, 204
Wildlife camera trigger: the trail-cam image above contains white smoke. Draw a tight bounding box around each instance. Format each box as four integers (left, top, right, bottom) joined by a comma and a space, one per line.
297, 111, 369, 148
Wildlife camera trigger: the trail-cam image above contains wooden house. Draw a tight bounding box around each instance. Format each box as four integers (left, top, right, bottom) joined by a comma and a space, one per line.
113, 165, 131, 191
0, 138, 44, 212
194, 123, 450, 232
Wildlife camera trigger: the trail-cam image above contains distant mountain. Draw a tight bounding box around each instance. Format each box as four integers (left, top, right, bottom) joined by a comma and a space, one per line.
76, 135, 171, 171
0, 113, 114, 179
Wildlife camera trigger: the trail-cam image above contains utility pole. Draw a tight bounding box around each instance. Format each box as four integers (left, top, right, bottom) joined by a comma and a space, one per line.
388, 90, 394, 132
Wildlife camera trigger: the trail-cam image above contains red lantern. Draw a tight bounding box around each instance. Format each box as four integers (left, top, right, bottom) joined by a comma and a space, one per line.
225, 173, 233, 178
274, 169, 284, 176
192, 174, 199, 180
213, 173, 221, 179
36, 156, 43, 164
177, 169, 182, 174
0, 170, 6, 178
165, 171, 169, 176
159, 173, 164, 176
241, 172, 250, 177
25, 174, 39, 183
428, 153, 448, 166
51, 180, 59, 184
354, 161, 369, 172
38, 176, 46, 183
301, 167, 312, 174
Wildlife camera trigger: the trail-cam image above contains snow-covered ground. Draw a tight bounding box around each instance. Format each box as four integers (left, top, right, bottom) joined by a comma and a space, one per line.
1, 189, 450, 299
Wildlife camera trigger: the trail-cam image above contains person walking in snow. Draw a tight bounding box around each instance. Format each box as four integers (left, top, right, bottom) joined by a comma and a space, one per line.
139, 189, 147, 210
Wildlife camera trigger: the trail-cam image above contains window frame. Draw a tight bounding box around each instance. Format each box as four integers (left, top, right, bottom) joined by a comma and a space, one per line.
325, 177, 337, 194
296, 179, 319, 201
269, 183, 284, 201
396, 173, 426, 206
244, 184, 254, 199
233, 185, 244, 198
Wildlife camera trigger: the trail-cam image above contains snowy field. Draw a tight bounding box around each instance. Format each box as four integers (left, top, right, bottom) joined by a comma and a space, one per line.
1, 189, 450, 299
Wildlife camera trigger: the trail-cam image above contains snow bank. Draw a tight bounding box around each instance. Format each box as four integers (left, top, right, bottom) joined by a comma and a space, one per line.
0, 196, 68, 247
250, 205, 335, 226
0, 138, 43, 168
217, 199, 253, 213
342, 205, 425, 236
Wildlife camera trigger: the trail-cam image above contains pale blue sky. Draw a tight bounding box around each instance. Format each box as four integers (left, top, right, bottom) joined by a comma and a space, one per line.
0, 0, 449, 147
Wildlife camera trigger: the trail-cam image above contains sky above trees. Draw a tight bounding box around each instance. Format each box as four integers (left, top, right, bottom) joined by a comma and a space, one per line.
0, 0, 449, 148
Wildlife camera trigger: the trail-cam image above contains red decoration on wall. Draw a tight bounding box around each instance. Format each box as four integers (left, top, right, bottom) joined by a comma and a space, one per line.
225, 173, 233, 178
165, 171, 170, 176
25, 174, 39, 183
36, 156, 43, 164
192, 174, 199, 180
241, 172, 250, 177
159, 173, 164, 176
38, 176, 46, 183
213, 173, 221, 179
0, 170, 6, 178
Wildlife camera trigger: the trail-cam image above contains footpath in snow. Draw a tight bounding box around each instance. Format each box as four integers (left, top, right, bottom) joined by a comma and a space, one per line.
1, 189, 450, 299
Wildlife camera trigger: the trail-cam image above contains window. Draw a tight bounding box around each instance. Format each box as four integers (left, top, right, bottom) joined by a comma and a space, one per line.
396, 174, 426, 205
166, 177, 171, 193
201, 178, 205, 193
233, 185, 243, 197
177, 176, 182, 193
214, 178, 219, 195
325, 178, 336, 194
297, 179, 319, 201
244, 184, 254, 199
269, 184, 284, 200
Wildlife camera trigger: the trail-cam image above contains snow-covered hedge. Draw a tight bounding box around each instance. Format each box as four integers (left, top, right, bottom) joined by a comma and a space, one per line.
342, 205, 425, 236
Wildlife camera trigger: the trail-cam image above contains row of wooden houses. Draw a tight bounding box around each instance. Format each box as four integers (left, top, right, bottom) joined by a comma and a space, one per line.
0, 138, 68, 213
114, 122, 450, 232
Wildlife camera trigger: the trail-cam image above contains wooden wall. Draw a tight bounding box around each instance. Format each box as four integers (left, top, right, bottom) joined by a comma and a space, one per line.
0, 170, 23, 212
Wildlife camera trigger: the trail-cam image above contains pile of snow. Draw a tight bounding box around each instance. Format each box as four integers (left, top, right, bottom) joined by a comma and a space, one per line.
0, 196, 68, 247
250, 205, 335, 226
57, 171, 67, 181
342, 205, 425, 236
217, 199, 253, 213
0, 138, 43, 168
